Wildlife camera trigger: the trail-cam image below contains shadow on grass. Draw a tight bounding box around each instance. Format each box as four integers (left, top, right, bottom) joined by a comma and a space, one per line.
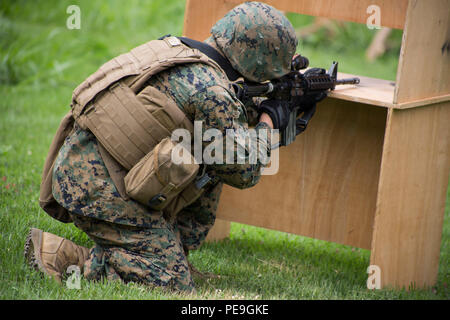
190, 228, 445, 299
191, 232, 371, 299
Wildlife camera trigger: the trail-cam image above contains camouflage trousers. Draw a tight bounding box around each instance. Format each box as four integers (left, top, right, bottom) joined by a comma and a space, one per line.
70, 213, 195, 291
52, 126, 222, 292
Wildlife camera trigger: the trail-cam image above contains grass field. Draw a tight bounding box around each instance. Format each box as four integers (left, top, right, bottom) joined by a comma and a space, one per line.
1, 0, 448, 300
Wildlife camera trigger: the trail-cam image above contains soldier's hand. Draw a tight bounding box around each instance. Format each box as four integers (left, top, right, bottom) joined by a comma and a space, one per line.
258, 99, 290, 130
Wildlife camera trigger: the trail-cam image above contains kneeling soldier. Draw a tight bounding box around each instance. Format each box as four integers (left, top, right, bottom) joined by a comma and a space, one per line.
25, 1, 297, 292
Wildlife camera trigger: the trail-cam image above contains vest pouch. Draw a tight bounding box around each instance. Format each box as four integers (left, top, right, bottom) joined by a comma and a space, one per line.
161, 168, 211, 223
124, 137, 199, 211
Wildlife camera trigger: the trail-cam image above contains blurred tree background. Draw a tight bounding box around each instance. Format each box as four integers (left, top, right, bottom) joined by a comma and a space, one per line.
0, 0, 403, 89
287, 13, 403, 80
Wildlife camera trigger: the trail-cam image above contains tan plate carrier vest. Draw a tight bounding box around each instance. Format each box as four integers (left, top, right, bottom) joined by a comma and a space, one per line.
39, 36, 224, 223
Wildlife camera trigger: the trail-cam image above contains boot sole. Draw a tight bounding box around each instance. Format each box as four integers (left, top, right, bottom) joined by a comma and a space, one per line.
24, 228, 47, 275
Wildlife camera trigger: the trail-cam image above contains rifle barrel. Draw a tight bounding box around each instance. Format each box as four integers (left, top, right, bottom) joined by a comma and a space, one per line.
335, 77, 360, 85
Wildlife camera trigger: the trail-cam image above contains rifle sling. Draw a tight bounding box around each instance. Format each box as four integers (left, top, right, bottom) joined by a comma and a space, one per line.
176, 36, 242, 82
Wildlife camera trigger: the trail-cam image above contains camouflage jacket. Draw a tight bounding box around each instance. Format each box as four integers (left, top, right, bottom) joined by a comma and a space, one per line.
52, 58, 271, 225
146, 60, 272, 188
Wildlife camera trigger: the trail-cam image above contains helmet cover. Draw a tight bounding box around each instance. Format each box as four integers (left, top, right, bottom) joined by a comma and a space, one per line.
211, 1, 298, 82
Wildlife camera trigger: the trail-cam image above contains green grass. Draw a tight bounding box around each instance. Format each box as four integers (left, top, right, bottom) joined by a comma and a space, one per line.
1, 0, 448, 300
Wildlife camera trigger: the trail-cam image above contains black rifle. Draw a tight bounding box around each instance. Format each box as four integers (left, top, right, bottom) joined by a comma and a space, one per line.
232, 55, 360, 147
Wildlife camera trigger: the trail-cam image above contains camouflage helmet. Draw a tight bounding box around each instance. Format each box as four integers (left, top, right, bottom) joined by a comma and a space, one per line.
210, 1, 298, 82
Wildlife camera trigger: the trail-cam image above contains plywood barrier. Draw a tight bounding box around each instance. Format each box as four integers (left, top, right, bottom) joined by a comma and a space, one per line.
185, 0, 450, 290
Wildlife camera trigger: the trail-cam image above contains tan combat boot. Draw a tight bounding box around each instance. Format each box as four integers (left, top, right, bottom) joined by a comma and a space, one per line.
24, 228, 90, 283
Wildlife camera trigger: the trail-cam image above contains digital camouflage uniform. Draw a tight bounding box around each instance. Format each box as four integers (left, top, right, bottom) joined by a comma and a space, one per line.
52, 1, 297, 292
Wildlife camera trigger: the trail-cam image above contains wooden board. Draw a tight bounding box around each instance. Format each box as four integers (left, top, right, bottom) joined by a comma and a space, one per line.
394, 0, 450, 104
331, 72, 450, 109
370, 101, 450, 289
261, 0, 407, 29
186, 0, 450, 290
205, 219, 231, 241
330, 72, 395, 108
216, 98, 387, 249
183, 0, 408, 42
